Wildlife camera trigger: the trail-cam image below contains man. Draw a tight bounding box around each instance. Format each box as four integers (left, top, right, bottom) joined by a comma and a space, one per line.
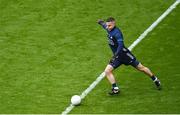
97, 17, 161, 95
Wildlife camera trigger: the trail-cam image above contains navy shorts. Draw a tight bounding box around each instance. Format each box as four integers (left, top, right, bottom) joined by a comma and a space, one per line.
109, 48, 140, 69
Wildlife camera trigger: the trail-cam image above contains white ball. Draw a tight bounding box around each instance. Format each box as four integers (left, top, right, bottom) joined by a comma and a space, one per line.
71, 95, 81, 105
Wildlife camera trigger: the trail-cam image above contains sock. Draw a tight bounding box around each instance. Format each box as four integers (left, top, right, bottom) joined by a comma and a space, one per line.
112, 83, 118, 89
151, 75, 157, 81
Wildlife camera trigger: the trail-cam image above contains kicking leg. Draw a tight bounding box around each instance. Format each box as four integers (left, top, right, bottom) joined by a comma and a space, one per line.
104, 64, 119, 95
136, 63, 154, 77
135, 63, 161, 89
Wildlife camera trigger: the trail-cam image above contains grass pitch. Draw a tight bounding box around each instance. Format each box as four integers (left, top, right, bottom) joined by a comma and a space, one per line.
0, 0, 179, 114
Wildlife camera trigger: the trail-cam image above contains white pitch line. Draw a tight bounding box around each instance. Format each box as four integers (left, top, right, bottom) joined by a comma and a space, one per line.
61, 0, 179, 114
128, 0, 180, 51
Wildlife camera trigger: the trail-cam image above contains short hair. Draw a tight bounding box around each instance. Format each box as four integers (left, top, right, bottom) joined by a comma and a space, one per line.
106, 17, 115, 22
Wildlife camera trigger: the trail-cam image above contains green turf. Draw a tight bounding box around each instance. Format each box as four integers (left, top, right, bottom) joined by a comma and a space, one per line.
71, 2, 180, 114
0, 0, 179, 114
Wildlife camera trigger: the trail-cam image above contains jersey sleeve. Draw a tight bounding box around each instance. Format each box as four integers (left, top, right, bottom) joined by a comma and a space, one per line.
98, 20, 107, 30
102, 23, 107, 30
114, 31, 124, 56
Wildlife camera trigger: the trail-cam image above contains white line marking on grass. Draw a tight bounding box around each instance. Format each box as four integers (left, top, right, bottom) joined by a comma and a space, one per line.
61, 72, 106, 115
128, 0, 180, 51
61, 1, 179, 114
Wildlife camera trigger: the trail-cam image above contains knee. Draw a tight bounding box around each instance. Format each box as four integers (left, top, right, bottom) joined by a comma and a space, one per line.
104, 68, 112, 75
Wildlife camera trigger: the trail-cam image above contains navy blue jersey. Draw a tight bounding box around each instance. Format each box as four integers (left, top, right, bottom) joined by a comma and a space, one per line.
101, 23, 125, 56
98, 20, 140, 68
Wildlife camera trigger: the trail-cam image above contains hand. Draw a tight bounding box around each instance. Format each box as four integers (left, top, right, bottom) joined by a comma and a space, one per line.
112, 55, 119, 59
110, 55, 119, 63
97, 19, 104, 24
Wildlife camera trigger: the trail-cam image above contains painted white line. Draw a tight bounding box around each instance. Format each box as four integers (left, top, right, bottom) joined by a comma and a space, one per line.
61, 104, 74, 115
128, 0, 180, 51
61, 1, 179, 114
61, 72, 105, 115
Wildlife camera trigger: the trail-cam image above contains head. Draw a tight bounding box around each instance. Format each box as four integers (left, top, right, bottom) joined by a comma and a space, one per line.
106, 17, 116, 31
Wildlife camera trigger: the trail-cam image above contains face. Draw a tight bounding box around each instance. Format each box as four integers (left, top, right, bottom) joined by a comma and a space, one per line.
106, 21, 115, 31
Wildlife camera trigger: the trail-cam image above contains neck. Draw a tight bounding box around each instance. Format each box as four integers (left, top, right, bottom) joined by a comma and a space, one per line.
109, 26, 116, 31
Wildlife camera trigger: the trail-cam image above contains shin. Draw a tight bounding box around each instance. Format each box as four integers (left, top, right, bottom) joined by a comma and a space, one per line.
104, 64, 116, 84
136, 63, 154, 77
